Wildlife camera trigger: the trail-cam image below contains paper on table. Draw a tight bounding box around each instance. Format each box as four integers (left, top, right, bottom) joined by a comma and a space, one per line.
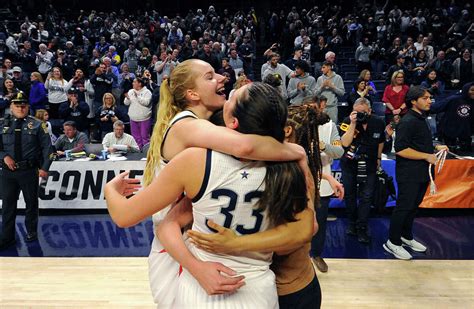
107, 156, 127, 161
112, 144, 128, 151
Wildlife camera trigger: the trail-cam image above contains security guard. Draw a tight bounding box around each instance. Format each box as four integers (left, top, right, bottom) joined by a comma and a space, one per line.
0, 92, 53, 250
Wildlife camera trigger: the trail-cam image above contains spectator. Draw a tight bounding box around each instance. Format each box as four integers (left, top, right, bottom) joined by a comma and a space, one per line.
358, 70, 377, 95
451, 48, 473, 89
312, 36, 329, 77
18, 41, 37, 76
217, 57, 236, 98
386, 54, 409, 86
44, 67, 68, 119
118, 63, 135, 100
90, 63, 114, 113
154, 51, 175, 86
348, 78, 374, 108
123, 42, 141, 74
3, 59, 13, 76
415, 37, 434, 60
262, 53, 293, 99
35, 43, 54, 80
199, 43, 220, 72
420, 69, 445, 98
284, 46, 303, 71
355, 37, 372, 72
54, 121, 89, 155
287, 60, 316, 106
11, 67, 31, 97
324, 51, 339, 73
383, 71, 410, 124
315, 61, 345, 123
59, 87, 90, 133
228, 48, 244, 77
124, 78, 152, 149
28, 72, 47, 114
35, 109, 57, 144
67, 68, 88, 103
53, 50, 73, 80
428, 51, 453, 84
102, 120, 139, 153
229, 74, 251, 99
411, 49, 429, 85
138, 47, 152, 72
96, 92, 126, 139
0, 79, 18, 117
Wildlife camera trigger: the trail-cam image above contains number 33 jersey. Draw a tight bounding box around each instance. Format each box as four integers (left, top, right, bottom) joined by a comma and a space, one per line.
189, 149, 272, 278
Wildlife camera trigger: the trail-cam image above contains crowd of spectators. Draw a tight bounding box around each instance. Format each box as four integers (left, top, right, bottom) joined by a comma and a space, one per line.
0, 1, 472, 156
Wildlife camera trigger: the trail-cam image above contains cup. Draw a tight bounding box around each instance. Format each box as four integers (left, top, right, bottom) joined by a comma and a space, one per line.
65, 150, 72, 161
101, 150, 108, 160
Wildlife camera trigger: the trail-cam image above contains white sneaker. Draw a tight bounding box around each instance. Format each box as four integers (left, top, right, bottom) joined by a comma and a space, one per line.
383, 240, 413, 260
401, 237, 427, 252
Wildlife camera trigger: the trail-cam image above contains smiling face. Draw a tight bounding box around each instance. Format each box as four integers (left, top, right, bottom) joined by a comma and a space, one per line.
191, 60, 227, 111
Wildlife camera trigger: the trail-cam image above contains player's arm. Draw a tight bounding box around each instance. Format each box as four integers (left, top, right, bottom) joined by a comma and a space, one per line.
174, 118, 306, 162
187, 207, 315, 255
105, 148, 202, 227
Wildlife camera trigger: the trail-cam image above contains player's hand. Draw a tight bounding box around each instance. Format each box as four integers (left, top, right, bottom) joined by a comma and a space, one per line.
107, 171, 141, 196
187, 220, 239, 254
189, 260, 245, 295
425, 154, 437, 165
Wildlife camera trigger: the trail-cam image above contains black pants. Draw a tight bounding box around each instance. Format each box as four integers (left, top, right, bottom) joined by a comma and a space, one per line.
388, 181, 429, 246
0, 168, 39, 241
279, 273, 322, 309
341, 167, 377, 229
311, 197, 330, 257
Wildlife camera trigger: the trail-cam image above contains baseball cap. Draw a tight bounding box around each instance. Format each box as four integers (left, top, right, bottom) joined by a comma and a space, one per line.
67, 87, 78, 94
12, 66, 22, 73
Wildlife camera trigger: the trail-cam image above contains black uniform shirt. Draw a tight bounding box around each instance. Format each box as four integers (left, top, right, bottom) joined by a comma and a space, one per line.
395, 109, 434, 183
340, 115, 385, 172
0, 114, 53, 171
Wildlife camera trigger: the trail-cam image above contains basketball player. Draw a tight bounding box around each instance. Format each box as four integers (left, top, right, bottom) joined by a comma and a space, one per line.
105, 82, 311, 307
136, 59, 310, 307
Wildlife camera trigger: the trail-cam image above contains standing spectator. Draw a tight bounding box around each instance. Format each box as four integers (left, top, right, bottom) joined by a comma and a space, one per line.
199, 43, 220, 72
44, 67, 68, 119
123, 42, 141, 74
90, 63, 114, 114
88, 49, 101, 77
0, 93, 53, 250
238, 36, 255, 80
228, 74, 251, 99
412, 50, 429, 85
124, 78, 152, 149
118, 63, 135, 100
315, 61, 345, 123
96, 93, 126, 139
415, 37, 434, 60
348, 79, 375, 108
28, 72, 47, 114
35, 43, 54, 80
383, 71, 410, 124
262, 53, 293, 99
312, 36, 329, 77
287, 60, 316, 106
53, 50, 74, 80
340, 98, 385, 243
154, 51, 175, 87
420, 69, 445, 98
0, 79, 19, 117
54, 121, 89, 155
11, 67, 31, 97
284, 46, 303, 71
451, 48, 473, 89
355, 37, 372, 72
102, 120, 139, 153
229, 48, 244, 78
59, 87, 90, 134
138, 47, 152, 72
217, 58, 236, 98
386, 54, 409, 86
18, 41, 37, 76
324, 51, 339, 73
384, 86, 448, 260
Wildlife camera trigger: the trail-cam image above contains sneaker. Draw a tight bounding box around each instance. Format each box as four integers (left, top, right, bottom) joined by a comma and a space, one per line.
401, 237, 427, 252
383, 240, 412, 260
25, 233, 38, 242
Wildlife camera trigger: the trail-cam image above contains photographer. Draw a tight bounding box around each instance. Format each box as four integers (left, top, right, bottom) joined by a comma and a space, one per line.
339, 98, 385, 243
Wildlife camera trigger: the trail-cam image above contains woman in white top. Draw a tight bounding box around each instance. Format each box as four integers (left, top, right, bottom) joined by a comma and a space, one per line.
44, 67, 68, 119
123, 77, 152, 149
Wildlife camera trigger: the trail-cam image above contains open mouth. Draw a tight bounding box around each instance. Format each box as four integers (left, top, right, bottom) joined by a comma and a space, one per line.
216, 87, 226, 98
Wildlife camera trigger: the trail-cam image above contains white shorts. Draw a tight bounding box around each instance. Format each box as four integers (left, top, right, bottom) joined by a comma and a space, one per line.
173, 267, 279, 309
148, 236, 181, 308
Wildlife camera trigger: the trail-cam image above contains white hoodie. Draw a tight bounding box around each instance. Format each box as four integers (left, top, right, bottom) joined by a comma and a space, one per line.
124, 87, 152, 121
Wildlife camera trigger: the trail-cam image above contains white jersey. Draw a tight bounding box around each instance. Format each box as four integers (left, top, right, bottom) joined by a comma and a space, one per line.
174, 150, 278, 308
148, 110, 198, 308
189, 150, 273, 275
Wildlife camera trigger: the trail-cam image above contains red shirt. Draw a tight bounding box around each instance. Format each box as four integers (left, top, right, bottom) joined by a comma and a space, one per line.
382, 84, 409, 114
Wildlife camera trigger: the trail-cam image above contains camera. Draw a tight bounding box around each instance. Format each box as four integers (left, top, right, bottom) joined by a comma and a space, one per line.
356, 112, 368, 123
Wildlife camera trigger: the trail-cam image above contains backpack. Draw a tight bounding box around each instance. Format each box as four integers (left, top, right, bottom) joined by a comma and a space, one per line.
373, 168, 396, 213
